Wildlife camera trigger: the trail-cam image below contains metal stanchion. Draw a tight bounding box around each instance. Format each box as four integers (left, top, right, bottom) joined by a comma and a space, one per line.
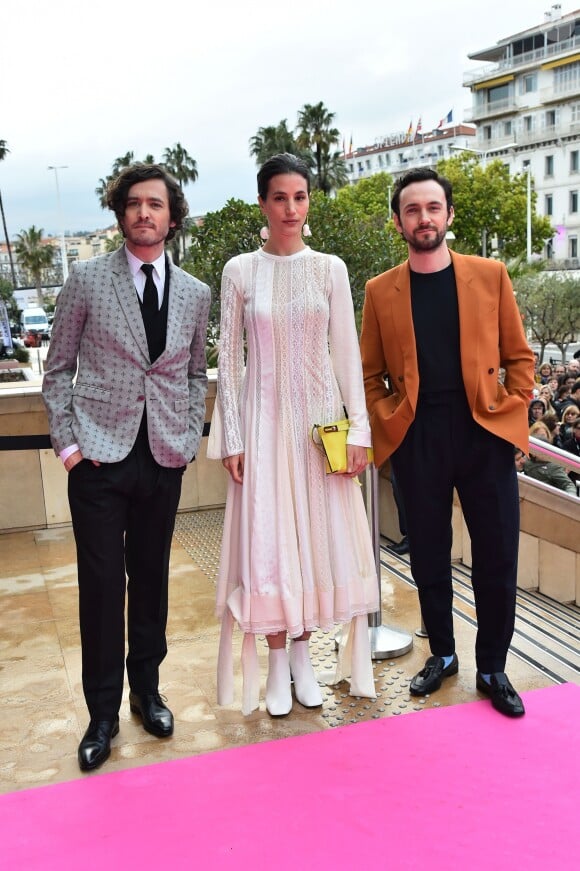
364, 465, 413, 660
415, 617, 428, 638
334, 465, 413, 658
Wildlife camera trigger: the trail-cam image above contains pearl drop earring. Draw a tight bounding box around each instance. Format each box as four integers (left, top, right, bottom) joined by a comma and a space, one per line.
302, 223, 312, 238
260, 226, 270, 241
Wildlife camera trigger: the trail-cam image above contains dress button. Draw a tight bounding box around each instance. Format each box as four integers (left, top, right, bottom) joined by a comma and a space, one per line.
137, 395, 145, 402
488, 368, 494, 374
146, 369, 152, 376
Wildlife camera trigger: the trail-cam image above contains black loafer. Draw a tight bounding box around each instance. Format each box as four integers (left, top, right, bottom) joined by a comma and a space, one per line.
410, 653, 459, 696
78, 718, 119, 771
476, 672, 525, 717
129, 692, 174, 737
388, 536, 410, 555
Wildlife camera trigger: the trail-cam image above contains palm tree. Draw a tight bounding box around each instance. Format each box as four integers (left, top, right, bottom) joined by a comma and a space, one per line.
319, 147, 349, 192
296, 102, 343, 194
0, 140, 17, 288
249, 120, 301, 166
104, 233, 124, 253
14, 226, 54, 306
162, 143, 199, 261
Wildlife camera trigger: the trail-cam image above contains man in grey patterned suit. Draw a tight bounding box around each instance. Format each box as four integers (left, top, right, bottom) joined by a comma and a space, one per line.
43, 164, 210, 771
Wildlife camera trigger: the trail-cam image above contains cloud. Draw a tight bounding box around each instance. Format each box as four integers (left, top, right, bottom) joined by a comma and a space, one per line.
0, 0, 550, 235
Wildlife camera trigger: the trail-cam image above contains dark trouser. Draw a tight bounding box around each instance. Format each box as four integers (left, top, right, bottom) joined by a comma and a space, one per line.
391, 391, 519, 673
68, 430, 184, 720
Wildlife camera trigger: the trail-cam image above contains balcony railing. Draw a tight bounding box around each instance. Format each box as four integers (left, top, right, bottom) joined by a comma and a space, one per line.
464, 33, 580, 86
465, 97, 519, 121
541, 80, 580, 102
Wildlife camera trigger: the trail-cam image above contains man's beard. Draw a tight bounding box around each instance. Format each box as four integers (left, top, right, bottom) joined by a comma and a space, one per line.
402, 225, 448, 253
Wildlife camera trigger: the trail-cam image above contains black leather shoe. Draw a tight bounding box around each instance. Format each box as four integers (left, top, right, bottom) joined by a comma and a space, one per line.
78, 718, 119, 772
129, 692, 174, 737
388, 536, 410, 555
410, 654, 459, 696
476, 672, 525, 717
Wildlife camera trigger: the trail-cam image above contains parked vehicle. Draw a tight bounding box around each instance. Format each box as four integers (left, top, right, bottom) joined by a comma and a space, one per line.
20, 307, 49, 337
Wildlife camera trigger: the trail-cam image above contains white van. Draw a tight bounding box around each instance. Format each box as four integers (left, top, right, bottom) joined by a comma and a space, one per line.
20, 306, 49, 335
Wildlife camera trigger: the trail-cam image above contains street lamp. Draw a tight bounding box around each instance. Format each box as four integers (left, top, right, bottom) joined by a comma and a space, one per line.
526, 164, 532, 262
47, 165, 68, 284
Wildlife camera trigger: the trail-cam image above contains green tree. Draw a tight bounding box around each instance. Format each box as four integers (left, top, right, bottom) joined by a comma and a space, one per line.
437, 154, 553, 260
104, 232, 124, 253
186, 199, 263, 332
14, 226, 54, 306
308, 188, 404, 320
296, 102, 345, 194
249, 120, 303, 165
162, 143, 199, 262
514, 271, 580, 362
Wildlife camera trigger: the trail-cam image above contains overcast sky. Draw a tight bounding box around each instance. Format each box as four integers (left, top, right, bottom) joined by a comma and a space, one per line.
0, 0, 559, 237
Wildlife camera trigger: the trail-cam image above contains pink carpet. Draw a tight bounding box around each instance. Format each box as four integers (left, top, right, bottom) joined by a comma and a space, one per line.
2, 683, 578, 870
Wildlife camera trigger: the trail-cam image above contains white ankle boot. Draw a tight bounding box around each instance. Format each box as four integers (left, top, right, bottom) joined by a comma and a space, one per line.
289, 640, 323, 708
266, 648, 292, 717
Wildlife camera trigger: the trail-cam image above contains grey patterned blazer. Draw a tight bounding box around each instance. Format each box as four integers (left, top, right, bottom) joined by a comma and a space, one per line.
42, 246, 210, 467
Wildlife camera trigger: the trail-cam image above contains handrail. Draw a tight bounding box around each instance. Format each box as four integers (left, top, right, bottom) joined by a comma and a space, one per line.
528, 436, 580, 476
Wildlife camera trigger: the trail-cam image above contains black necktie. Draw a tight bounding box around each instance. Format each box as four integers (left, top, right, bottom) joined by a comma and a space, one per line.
141, 263, 158, 314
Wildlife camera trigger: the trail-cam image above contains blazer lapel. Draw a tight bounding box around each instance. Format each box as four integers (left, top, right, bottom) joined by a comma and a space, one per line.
164, 260, 189, 354
390, 262, 419, 410
110, 247, 150, 360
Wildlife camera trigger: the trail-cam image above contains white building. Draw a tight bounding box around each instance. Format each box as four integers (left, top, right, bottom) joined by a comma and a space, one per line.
344, 124, 477, 186
0, 227, 117, 296
464, 4, 580, 266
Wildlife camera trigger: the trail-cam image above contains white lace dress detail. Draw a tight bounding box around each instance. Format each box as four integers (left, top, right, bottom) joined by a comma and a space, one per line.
210, 248, 379, 711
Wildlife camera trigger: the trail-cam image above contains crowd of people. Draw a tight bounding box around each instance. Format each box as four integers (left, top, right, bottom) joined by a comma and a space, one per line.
523, 355, 580, 495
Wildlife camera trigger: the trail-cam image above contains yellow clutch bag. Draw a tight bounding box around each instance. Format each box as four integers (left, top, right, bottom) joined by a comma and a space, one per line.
311, 418, 373, 474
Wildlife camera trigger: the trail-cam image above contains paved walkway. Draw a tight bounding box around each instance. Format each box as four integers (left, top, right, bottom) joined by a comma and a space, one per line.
1, 511, 573, 794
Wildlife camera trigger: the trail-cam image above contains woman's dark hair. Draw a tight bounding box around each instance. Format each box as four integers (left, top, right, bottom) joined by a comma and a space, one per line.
391, 168, 453, 219
257, 153, 311, 200
106, 163, 188, 241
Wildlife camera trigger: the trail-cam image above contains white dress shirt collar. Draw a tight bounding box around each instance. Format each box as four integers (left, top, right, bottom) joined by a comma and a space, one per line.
125, 246, 166, 303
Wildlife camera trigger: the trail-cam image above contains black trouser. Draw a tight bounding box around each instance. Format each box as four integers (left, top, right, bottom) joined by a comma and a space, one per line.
68, 430, 184, 720
391, 391, 519, 673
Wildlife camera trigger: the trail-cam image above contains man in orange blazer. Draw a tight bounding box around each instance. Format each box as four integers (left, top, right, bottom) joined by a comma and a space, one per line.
360, 168, 535, 717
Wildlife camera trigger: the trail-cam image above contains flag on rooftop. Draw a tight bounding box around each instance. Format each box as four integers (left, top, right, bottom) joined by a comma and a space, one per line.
406, 119, 413, 142
416, 117, 422, 136
437, 109, 453, 128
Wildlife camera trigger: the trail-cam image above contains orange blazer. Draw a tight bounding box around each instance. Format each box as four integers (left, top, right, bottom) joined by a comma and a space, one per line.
360, 250, 535, 469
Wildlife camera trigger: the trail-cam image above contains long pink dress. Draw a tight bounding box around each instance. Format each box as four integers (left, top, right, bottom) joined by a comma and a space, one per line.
208, 248, 379, 712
